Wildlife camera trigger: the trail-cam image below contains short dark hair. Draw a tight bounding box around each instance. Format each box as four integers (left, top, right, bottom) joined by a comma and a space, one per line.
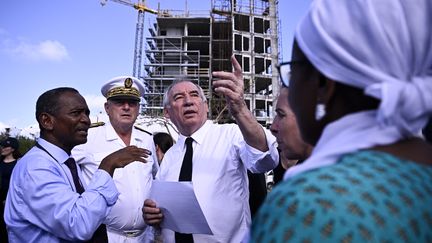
153, 132, 174, 153
35, 87, 79, 124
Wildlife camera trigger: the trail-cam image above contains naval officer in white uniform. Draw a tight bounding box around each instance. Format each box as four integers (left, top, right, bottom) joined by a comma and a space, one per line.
73, 76, 158, 242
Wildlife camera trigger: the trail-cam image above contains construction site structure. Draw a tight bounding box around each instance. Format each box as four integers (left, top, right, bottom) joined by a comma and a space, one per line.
101, 0, 158, 80
144, 0, 280, 126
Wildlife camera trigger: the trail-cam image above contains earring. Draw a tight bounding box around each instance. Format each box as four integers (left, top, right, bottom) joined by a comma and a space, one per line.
315, 103, 326, 121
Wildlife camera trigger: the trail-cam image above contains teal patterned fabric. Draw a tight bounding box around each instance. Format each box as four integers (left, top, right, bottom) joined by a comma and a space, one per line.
251, 151, 432, 243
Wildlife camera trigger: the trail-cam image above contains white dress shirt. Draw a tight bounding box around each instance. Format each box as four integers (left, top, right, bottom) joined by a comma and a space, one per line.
156, 121, 278, 243
72, 122, 158, 243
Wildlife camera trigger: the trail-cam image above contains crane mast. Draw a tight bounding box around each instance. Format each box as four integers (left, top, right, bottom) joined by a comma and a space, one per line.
100, 0, 157, 79
133, 8, 144, 78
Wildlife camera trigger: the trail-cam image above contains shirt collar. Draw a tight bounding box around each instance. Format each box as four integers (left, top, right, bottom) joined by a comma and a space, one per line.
178, 120, 211, 146
37, 138, 70, 164
104, 121, 142, 145
105, 121, 119, 141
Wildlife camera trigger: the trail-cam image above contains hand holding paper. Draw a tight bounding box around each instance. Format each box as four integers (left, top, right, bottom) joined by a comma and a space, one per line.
146, 181, 212, 234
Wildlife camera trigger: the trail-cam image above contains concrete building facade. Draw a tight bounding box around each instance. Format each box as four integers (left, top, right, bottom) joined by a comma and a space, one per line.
144, 0, 280, 126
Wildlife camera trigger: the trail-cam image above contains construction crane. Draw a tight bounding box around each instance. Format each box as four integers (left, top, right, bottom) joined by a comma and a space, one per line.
100, 0, 158, 80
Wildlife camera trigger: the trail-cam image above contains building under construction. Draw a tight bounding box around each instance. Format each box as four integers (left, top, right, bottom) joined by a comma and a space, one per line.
144, 0, 280, 125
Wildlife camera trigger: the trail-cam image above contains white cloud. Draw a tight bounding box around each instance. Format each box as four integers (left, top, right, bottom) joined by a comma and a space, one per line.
1, 95, 107, 137
83, 94, 108, 123
19, 125, 40, 139
4, 39, 69, 62
0, 122, 34, 138
84, 94, 105, 112
0, 121, 20, 132
0, 122, 8, 133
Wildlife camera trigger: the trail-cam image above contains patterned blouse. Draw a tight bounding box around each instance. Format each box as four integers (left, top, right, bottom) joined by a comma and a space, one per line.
251, 150, 432, 243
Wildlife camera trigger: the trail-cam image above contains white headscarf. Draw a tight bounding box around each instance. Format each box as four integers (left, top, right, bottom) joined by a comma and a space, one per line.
284, 0, 432, 179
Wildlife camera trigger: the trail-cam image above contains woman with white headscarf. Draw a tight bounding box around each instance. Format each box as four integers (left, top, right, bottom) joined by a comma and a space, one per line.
250, 0, 432, 242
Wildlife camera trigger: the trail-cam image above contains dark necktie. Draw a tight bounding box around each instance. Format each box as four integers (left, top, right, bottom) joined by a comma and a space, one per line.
64, 158, 84, 193
64, 158, 108, 243
178, 137, 194, 181
175, 137, 194, 243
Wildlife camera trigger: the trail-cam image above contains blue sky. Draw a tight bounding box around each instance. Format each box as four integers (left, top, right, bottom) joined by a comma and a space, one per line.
0, 0, 310, 130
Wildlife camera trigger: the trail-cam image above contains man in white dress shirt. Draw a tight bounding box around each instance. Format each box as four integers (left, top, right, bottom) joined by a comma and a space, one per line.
143, 56, 279, 243
72, 76, 158, 242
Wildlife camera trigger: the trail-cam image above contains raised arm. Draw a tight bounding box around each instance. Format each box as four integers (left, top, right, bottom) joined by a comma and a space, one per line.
212, 55, 268, 152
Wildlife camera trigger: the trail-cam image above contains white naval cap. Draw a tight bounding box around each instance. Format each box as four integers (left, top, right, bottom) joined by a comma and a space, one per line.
101, 76, 145, 101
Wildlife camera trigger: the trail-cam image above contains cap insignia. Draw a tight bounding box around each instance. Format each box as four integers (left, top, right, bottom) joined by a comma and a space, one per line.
125, 78, 133, 88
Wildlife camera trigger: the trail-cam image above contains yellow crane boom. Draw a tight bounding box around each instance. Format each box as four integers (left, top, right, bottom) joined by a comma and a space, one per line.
100, 0, 158, 79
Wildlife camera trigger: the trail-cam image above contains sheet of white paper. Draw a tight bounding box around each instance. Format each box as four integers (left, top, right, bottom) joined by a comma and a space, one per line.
149, 181, 213, 235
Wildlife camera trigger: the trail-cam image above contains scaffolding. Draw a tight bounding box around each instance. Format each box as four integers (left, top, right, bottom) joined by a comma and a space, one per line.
144, 0, 280, 125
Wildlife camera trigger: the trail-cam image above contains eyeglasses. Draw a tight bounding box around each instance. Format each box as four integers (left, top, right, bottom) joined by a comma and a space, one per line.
276, 60, 309, 87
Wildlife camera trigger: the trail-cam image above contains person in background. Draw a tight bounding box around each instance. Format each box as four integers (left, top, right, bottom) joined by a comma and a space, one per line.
248, 86, 313, 218
422, 118, 432, 143
247, 170, 268, 218
0, 137, 21, 242
4, 87, 151, 242
153, 132, 174, 165
143, 56, 279, 243
270, 87, 313, 184
72, 76, 158, 242
251, 0, 432, 242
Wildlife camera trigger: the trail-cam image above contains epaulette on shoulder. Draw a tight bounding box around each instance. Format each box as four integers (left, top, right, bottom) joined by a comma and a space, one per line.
134, 125, 152, 136
90, 122, 105, 128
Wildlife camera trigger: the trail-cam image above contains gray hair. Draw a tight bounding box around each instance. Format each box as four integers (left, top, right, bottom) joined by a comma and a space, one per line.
162, 79, 207, 108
